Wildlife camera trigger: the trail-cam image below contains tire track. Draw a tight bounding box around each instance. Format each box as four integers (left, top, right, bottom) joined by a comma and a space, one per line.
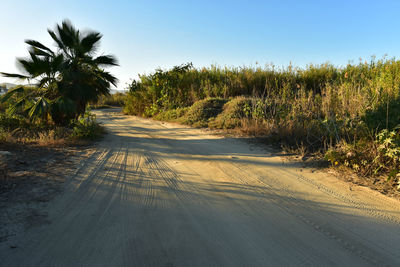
217, 161, 390, 266
4, 109, 399, 267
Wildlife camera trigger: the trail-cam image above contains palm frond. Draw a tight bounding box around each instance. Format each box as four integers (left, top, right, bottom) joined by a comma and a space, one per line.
0, 72, 29, 79
95, 69, 118, 87
48, 29, 65, 51
25, 40, 54, 55
93, 55, 119, 67
52, 54, 64, 69
28, 96, 50, 120
18, 54, 50, 77
37, 77, 53, 88
58, 20, 77, 51
0, 86, 25, 103
29, 47, 53, 58
80, 32, 102, 55
8, 97, 27, 115
53, 96, 76, 114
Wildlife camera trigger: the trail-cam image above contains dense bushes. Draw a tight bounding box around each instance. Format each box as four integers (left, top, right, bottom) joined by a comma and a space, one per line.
71, 111, 104, 140
182, 98, 227, 127
124, 58, 400, 182
125, 59, 400, 126
0, 109, 102, 143
91, 92, 126, 108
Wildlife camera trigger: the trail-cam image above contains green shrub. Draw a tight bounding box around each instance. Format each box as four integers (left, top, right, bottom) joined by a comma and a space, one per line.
325, 128, 400, 180
0, 113, 26, 130
209, 97, 252, 129
0, 112, 71, 142
364, 97, 400, 131
123, 91, 150, 116
92, 92, 126, 108
71, 111, 103, 140
153, 107, 188, 121
374, 129, 400, 179
325, 141, 373, 175
181, 98, 227, 127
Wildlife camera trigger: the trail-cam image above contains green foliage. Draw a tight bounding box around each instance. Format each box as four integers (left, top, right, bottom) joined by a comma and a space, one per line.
145, 103, 161, 117
125, 58, 400, 125
0, 106, 102, 142
0, 113, 27, 131
124, 62, 344, 116
0, 111, 70, 142
153, 107, 188, 121
374, 129, 400, 179
71, 111, 103, 140
123, 58, 400, 181
325, 128, 400, 181
325, 141, 373, 175
210, 97, 252, 129
1, 20, 118, 125
364, 97, 400, 131
91, 92, 126, 108
0, 101, 7, 112
181, 98, 227, 127
123, 92, 146, 115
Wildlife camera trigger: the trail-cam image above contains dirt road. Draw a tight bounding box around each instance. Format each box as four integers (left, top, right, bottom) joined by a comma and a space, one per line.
2, 108, 400, 266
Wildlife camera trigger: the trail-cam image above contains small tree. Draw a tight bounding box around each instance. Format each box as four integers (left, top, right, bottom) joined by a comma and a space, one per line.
1, 19, 118, 124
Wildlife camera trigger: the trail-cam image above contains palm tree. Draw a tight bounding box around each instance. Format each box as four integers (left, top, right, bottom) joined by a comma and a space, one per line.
1, 20, 118, 124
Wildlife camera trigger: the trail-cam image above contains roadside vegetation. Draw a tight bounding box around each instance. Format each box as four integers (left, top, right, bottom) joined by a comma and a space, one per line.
90, 92, 126, 109
124, 59, 400, 189
0, 20, 117, 143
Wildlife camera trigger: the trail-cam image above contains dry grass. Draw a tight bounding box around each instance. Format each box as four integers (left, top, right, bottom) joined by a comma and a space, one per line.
124, 58, 400, 185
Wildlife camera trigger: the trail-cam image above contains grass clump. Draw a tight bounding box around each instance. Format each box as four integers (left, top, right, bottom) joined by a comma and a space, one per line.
209, 97, 252, 129
180, 98, 227, 127
153, 107, 188, 122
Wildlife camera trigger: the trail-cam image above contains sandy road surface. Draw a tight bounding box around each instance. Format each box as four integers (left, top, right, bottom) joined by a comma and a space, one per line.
2, 108, 400, 266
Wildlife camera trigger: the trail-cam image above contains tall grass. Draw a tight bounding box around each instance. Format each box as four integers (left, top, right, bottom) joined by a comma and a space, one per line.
125, 59, 400, 121
124, 58, 400, 180
91, 92, 126, 108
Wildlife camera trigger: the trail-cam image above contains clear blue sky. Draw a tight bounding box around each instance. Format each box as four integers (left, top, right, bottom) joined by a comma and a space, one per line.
1, 0, 400, 89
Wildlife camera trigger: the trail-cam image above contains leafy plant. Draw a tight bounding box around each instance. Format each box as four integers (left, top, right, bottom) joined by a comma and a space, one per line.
373, 129, 400, 179
1, 20, 118, 125
71, 111, 103, 140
